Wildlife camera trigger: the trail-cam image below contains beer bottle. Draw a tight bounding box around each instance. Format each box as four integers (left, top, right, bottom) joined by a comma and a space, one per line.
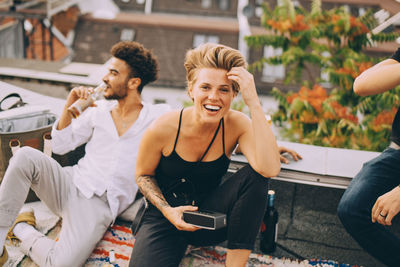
260, 190, 279, 254
67, 82, 107, 118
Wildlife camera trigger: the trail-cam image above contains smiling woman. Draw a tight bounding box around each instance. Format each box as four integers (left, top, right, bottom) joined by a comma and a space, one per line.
130, 43, 281, 267
188, 68, 234, 123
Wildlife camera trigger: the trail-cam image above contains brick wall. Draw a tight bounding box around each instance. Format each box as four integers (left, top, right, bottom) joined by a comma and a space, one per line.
112, 0, 238, 17
152, 0, 238, 17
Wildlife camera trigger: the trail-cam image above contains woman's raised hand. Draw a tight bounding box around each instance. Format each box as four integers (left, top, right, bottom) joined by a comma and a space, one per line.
227, 67, 259, 108
162, 205, 201, 232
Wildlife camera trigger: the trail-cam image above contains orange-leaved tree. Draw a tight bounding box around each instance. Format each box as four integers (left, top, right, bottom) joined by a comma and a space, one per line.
245, 0, 399, 151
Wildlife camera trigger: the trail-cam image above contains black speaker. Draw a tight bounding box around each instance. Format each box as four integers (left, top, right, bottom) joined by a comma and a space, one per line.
183, 210, 226, 230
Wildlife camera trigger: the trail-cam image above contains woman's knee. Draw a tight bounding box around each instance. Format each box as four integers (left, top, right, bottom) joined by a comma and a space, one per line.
241, 165, 269, 199
251, 178, 269, 204
229, 166, 269, 220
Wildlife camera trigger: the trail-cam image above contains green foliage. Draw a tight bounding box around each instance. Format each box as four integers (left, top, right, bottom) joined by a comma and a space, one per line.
230, 99, 246, 113
370, 32, 398, 44
310, 0, 321, 17
245, 35, 289, 49
271, 87, 289, 109
182, 100, 194, 108
246, 0, 399, 151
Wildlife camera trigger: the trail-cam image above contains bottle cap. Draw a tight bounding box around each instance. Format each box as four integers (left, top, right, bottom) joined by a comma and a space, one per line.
268, 190, 275, 195
95, 82, 107, 92
265, 114, 272, 126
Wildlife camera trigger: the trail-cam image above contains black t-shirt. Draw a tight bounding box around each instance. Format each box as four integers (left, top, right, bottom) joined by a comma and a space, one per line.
390, 48, 400, 146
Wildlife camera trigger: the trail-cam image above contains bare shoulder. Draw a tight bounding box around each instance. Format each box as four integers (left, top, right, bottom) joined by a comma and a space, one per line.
225, 110, 251, 135
222, 110, 251, 152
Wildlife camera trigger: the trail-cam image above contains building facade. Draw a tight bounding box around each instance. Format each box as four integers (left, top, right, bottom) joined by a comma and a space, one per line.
1, 0, 399, 96
70, 0, 399, 94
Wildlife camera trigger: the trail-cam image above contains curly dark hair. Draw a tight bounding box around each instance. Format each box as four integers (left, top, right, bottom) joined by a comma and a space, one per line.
110, 41, 159, 94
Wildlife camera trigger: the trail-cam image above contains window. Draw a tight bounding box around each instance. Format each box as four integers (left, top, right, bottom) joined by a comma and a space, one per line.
343, 5, 350, 14
193, 34, 220, 48
262, 46, 285, 82
358, 7, 366, 17
201, 0, 212, 8
320, 51, 332, 88
153, 98, 166, 104
120, 28, 135, 41
218, 0, 229, 10
255, 7, 263, 17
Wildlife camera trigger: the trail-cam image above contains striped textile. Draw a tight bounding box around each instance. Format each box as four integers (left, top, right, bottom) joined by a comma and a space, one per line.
85, 224, 134, 267
85, 223, 359, 267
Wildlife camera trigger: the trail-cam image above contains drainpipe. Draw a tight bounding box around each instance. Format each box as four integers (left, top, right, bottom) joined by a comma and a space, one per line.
237, 0, 250, 61
145, 0, 152, 14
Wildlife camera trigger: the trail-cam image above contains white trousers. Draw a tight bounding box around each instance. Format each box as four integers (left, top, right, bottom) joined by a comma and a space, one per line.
0, 147, 113, 267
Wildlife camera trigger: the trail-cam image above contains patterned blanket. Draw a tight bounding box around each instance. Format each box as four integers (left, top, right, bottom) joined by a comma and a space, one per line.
5, 202, 360, 267
85, 224, 134, 267
86, 224, 359, 267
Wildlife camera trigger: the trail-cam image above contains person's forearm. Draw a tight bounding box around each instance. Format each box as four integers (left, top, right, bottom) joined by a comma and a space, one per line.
248, 103, 280, 177
354, 59, 400, 96
136, 175, 170, 213
57, 106, 73, 130
57, 86, 83, 130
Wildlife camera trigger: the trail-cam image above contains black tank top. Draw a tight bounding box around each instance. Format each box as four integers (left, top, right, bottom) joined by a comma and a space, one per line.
155, 109, 231, 206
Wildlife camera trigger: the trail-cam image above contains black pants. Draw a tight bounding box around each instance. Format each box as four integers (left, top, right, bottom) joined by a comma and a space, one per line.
129, 165, 269, 267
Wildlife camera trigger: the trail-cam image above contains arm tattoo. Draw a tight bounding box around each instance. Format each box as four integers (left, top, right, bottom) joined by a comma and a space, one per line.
137, 175, 170, 211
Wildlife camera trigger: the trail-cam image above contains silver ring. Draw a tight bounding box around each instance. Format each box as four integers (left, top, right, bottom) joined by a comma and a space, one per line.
379, 213, 387, 217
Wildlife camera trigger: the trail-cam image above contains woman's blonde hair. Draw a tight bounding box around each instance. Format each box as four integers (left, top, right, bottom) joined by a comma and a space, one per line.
184, 43, 247, 95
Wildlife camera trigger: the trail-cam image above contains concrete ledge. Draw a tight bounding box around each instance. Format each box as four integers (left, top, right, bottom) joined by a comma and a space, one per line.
230, 141, 381, 189
0, 67, 97, 86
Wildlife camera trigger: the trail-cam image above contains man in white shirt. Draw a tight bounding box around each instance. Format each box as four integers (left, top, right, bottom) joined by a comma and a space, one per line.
0, 41, 170, 266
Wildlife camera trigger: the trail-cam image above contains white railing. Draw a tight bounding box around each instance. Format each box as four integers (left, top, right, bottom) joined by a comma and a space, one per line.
372, 11, 400, 34
0, 0, 12, 9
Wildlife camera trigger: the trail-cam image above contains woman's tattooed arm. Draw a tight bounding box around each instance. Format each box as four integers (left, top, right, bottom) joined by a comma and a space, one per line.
136, 175, 170, 211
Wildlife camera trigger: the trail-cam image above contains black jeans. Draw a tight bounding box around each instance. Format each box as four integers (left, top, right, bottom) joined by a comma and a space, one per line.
338, 148, 400, 267
129, 165, 269, 267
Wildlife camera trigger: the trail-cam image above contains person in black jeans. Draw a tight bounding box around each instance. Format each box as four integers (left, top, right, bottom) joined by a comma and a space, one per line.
129, 43, 281, 267
338, 48, 400, 267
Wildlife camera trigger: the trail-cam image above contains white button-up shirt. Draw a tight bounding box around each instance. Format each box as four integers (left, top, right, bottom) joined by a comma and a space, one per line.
51, 100, 170, 220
